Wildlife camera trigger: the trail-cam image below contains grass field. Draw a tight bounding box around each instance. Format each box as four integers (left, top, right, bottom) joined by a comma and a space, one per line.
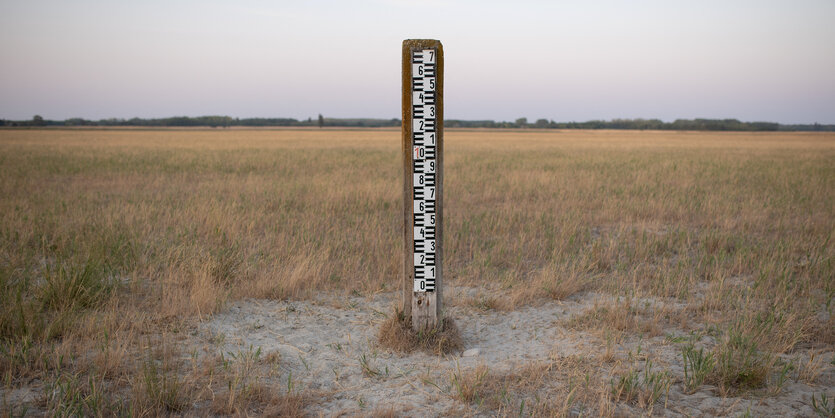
1, 128, 833, 415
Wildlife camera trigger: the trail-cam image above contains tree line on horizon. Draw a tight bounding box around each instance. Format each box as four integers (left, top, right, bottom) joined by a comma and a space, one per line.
3, 115, 833, 132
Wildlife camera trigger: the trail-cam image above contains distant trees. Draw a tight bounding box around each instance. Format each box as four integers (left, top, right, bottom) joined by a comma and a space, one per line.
665, 118, 778, 131
446, 120, 497, 128
205, 116, 232, 128
1, 115, 826, 131
64, 118, 97, 126
535, 118, 782, 132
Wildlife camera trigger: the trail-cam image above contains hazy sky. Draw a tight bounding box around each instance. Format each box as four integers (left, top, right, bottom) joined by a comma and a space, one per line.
1, 0, 833, 123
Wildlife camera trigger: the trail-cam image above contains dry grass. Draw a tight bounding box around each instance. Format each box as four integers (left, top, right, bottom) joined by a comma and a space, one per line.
565, 296, 682, 339
449, 354, 628, 416
464, 260, 592, 311
369, 405, 402, 417
795, 350, 826, 384
377, 308, 462, 355
1, 128, 833, 413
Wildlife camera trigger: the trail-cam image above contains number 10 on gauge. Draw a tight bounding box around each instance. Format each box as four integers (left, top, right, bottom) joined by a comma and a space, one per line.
411, 47, 438, 293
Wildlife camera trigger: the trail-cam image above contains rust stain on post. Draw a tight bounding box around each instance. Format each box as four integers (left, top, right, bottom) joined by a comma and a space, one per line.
402, 39, 443, 332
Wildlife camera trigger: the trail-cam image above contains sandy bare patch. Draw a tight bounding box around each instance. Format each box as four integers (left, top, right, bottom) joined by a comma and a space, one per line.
192, 287, 835, 416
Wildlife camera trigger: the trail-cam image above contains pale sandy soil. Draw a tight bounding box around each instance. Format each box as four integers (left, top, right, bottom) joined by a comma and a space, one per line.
195, 287, 835, 416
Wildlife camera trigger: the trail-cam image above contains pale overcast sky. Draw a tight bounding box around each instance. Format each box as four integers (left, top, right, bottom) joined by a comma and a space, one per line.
1, 0, 833, 123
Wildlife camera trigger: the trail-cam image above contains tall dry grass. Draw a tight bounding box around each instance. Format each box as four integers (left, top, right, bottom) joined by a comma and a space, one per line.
0, 128, 833, 412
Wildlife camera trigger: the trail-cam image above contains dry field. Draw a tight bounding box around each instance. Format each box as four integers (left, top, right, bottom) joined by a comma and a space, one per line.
1, 128, 833, 416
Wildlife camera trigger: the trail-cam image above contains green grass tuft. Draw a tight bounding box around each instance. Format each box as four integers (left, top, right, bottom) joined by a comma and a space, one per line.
40, 256, 114, 312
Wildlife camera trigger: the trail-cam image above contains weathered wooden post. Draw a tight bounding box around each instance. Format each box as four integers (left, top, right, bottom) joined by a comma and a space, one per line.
402, 39, 443, 332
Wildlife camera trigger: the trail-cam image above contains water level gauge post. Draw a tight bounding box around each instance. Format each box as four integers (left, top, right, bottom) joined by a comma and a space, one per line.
402, 39, 443, 332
